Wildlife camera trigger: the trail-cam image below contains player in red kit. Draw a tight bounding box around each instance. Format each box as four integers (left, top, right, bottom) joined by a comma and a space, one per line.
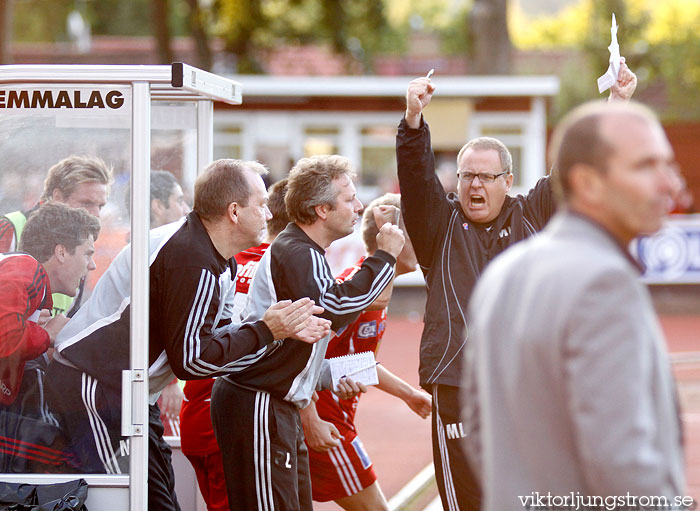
301, 193, 431, 510
0, 203, 99, 472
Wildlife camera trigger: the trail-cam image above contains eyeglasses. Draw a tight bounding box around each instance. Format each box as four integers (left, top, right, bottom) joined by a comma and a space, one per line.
457, 171, 509, 184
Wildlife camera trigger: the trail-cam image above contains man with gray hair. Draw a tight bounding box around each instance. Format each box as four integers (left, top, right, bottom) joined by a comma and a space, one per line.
396, 63, 638, 510
211, 155, 405, 511
464, 100, 684, 509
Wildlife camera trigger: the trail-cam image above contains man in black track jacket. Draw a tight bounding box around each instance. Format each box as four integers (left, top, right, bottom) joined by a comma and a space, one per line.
397, 62, 638, 511
211, 155, 405, 511
46, 159, 330, 511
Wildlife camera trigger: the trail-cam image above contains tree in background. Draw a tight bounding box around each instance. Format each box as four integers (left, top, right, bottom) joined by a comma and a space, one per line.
11, 0, 75, 43
215, 0, 266, 73
152, 0, 174, 64
184, 0, 213, 70
0, 0, 12, 64
214, 0, 389, 73
644, 0, 700, 120
511, 0, 700, 120
4, 0, 700, 121
470, 0, 512, 74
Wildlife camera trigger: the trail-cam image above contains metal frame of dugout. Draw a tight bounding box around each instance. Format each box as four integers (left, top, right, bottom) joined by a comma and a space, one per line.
0, 63, 242, 511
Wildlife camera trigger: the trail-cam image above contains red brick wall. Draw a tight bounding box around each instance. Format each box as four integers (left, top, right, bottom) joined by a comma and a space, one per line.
665, 122, 700, 212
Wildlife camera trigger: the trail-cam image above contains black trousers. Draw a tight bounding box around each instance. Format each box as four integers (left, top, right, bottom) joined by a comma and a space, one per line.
46, 363, 180, 511
45, 362, 126, 474
211, 379, 312, 511
431, 384, 481, 511
148, 403, 181, 511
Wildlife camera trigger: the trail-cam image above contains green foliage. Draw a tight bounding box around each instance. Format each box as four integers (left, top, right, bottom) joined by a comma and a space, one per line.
512, 0, 700, 120
12, 0, 74, 42
213, 0, 393, 73
12, 0, 191, 42
643, 1, 700, 119
435, 3, 471, 56
383, 0, 471, 55
549, 52, 596, 121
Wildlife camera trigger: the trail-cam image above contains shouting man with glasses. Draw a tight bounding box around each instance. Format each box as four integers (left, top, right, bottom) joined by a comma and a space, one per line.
395, 63, 637, 511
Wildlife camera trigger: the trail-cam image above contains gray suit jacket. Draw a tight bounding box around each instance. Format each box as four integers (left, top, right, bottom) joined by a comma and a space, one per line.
463, 211, 685, 510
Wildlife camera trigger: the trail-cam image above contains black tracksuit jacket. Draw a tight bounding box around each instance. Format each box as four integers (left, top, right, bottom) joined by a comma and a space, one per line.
396, 117, 555, 389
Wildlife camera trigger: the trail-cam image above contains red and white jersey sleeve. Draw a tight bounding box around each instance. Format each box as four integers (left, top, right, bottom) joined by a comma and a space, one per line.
0, 253, 52, 405
231, 243, 269, 320
315, 257, 388, 432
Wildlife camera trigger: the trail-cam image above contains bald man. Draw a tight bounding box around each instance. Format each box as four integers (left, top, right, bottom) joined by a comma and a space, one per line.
463, 101, 685, 509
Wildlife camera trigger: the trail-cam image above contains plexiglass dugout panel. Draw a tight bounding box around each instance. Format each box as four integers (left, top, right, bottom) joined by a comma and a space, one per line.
0, 83, 134, 476
0, 88, 202, 480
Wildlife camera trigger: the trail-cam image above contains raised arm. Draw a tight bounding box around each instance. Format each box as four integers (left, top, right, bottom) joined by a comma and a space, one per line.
276, 226, 401, 332
397, 77, 454, 269
405, 77, 436, 129
364, 205, 402, 311
521, 58, 636, 227
609, 57, 637, 103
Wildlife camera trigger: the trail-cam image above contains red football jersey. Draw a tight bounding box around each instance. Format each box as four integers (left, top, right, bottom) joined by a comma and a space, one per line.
233, 243, 270, 295
0, 254, 52, 405
314, 257, 387, 434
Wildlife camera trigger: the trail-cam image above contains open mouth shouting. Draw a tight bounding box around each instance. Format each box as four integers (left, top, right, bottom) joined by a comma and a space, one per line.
470, 194, 485, 207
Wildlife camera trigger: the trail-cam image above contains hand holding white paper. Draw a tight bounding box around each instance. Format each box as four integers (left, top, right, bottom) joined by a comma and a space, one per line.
597, 13, 621, 93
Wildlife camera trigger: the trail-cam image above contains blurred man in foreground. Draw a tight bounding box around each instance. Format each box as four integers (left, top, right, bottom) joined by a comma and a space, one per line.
464, 101, 685, 509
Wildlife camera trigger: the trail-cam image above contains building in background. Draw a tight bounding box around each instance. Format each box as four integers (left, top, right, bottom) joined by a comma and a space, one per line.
213, 75, 558, 203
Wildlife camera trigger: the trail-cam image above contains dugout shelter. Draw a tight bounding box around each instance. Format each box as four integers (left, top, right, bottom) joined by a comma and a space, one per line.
0, 63, 242, 510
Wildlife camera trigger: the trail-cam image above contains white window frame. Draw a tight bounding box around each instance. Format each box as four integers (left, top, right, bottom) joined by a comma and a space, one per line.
213, 111, 399, 181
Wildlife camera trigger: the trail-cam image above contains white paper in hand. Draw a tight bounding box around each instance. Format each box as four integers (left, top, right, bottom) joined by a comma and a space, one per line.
597, 13, 621, 93
329, 351, 379, 392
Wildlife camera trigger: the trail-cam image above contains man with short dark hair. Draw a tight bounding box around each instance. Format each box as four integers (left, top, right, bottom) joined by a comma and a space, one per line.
145, 169, 192, 476
396, 62, 638, 510
0, 155, 113, 317
211, 155, 405, 511
0, 202, 99, 472
464, 100, 685, 509
150, 170, 190, 228
46, 159, 329, 511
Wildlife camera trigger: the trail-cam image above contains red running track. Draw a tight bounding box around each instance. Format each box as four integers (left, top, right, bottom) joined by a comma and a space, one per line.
314, 314, 700, 510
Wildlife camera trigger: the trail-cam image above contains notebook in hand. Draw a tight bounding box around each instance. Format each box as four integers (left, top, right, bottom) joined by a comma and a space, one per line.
329, 351, 379, 392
